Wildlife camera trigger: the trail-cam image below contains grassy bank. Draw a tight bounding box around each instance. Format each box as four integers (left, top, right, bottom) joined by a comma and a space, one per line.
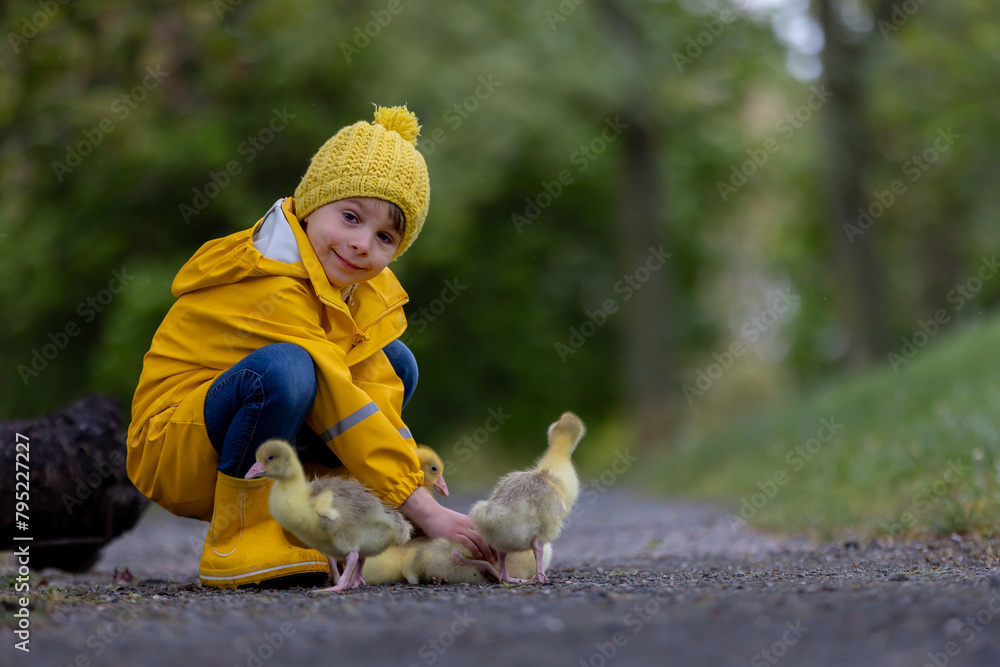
640, 316, 1000, 542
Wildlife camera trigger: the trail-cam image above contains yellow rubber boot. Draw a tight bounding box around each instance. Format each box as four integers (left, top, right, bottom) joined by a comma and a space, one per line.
199, 471, 329, 589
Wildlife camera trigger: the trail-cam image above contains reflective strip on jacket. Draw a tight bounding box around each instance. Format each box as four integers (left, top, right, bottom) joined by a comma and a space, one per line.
126, 197, 423, 520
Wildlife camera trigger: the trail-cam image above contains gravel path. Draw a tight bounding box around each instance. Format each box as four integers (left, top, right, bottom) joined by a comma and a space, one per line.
4, 490, 1000, 667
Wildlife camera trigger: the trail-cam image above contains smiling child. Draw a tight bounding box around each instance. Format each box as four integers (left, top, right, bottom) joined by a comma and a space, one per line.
126, 106, 491, 588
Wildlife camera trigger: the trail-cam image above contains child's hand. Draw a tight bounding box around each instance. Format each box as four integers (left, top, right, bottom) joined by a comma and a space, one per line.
400, 487, 496, 562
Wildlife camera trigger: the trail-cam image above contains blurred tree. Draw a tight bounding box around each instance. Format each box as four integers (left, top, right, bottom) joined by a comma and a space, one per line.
597, 0, 676, 448
814, 0, 896, 367
810, 0, 1000, 370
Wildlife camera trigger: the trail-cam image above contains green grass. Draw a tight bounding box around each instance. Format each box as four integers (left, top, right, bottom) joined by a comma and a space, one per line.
639, 316, 1000, 542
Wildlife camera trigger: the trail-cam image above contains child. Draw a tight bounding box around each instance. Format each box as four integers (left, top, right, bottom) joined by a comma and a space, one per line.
127, 106, 492, 588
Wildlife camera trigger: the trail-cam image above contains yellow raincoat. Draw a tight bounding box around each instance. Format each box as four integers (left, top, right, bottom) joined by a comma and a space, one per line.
127, 198, 423, 520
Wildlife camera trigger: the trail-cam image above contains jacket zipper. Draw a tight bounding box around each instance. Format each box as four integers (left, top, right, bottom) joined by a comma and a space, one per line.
358, 295, 408, 334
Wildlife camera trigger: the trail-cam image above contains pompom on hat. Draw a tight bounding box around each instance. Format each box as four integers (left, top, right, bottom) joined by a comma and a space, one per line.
294, 105, 430, 259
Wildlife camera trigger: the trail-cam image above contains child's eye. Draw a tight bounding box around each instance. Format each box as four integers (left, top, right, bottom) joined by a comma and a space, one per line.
343, 211, 359, 223
377, 232, 395, 244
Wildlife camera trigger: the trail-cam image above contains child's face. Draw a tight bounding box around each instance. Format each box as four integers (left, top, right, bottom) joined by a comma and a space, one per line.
302, 197, 402, 287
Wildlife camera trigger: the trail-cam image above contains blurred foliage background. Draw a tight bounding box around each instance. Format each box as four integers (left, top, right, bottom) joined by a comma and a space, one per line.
2, 0, 998, 478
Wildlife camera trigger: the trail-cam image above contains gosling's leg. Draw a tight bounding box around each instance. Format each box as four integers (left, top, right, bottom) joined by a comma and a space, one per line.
349, 557, 367, 587
332, 551, 360, 591
450, 548, 501, 581
314, 551, 359, 593
530, 539, 548, 583
497, 551, 527, 584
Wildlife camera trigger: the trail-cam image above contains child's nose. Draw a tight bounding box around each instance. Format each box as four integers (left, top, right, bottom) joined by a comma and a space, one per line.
351, 233, 371, 255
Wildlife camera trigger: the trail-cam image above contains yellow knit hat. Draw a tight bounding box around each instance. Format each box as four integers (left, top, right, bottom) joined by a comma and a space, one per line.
293, 105, 430, 259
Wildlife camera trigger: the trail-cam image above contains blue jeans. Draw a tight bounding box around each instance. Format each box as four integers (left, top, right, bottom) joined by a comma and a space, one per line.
204, 341, 417, 478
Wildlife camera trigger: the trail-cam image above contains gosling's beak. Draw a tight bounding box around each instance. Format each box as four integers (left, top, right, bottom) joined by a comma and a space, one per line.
433, 475, 450, 497
245, 462, 266, 480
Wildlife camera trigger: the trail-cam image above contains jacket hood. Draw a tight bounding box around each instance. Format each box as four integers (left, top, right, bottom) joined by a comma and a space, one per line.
171, 198, 407, 347
172, 198, 383, 308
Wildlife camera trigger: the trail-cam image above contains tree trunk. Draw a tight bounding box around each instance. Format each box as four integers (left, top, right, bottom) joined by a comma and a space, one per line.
599, 0, 677, 448
617, 113, 677, 448
816, 0, 891, 367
